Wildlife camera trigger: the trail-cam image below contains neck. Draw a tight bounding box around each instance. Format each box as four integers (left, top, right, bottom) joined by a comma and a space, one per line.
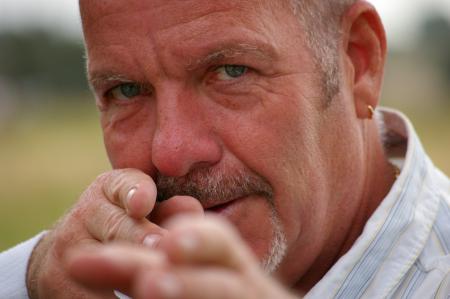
337, 122, 397, 256
292, 120, 397, 294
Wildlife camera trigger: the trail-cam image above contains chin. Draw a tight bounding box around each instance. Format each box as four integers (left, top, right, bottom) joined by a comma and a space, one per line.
208, 194, 288, 274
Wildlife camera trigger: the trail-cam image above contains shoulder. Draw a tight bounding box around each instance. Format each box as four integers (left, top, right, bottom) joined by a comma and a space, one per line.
412, 167, 450, 298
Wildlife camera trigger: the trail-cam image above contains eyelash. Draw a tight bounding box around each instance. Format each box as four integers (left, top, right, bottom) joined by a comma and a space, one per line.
102, 81, 145, 102
207, 64, 254, 84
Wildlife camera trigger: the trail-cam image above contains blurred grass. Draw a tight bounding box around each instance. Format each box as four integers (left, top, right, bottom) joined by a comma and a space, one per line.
0, 96, 110, 250
0, 96, 449, 251
388, 102, 450, 175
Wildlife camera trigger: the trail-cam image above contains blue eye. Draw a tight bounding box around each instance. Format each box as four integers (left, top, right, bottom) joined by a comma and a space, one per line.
109, 83, 142, 100
216, 65, 248, 80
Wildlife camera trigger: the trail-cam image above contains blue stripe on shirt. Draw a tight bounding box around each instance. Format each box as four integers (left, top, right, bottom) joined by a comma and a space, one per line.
433, 199, 450, 253
335, 147, 427, 299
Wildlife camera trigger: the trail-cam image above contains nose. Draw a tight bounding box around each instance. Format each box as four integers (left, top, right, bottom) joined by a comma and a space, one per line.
151, 86, 222, 177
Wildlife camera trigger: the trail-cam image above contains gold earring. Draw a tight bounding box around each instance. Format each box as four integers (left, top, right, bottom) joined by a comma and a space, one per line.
368, 105, 375, 120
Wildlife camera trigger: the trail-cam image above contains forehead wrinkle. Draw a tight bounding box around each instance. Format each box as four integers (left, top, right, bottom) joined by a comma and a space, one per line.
155, 5, 236, 34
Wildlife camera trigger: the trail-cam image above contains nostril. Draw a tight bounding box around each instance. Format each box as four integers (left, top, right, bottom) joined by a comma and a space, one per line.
151, 133, 222, 178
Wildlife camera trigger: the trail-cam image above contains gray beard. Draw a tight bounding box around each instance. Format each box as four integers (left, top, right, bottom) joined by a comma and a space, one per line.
156, 166, 273, 204
262, 208, 288, 274
156, 165, 287, 273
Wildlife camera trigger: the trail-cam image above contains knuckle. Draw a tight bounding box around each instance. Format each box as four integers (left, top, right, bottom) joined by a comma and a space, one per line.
86, 169, 133, 205
102, 209, 150, 243
77, 171, 112, 204
102, 209, 129, 242
104, 169, 136, 203
95, 171, 112, 183
96, 170, 116, 195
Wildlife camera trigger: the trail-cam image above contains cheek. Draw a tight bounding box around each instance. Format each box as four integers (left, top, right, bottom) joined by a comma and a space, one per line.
215, 87, 329, 247
101, 103, 157, 174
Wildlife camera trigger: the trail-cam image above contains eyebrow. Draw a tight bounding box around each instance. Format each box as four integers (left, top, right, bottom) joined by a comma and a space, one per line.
87, 72, 133, 91
87, 42, 277, 89
187, 42, 277, 70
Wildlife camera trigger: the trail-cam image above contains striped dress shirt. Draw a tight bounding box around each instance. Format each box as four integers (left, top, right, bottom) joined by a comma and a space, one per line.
306, 108, 450, 299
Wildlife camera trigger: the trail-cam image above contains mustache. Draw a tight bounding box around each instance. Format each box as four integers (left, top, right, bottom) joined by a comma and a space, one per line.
156, 167, 274, 205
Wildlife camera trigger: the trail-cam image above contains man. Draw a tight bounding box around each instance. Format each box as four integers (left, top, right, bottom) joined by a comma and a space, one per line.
1, 0, 449, 298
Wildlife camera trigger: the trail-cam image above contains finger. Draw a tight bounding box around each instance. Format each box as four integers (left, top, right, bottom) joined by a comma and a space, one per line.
85, 198, 166, 245
159, 215, 258, 272
150, 196, 204, 225
66, 244, 168, 294
102, 169, 157, 219
134, 268, 249, 299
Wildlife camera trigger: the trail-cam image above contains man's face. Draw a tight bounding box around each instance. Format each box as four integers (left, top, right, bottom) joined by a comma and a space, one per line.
81, 0, 364, 283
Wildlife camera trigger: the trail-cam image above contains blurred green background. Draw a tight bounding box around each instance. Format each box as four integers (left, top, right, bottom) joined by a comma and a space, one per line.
1, 3, 449, 251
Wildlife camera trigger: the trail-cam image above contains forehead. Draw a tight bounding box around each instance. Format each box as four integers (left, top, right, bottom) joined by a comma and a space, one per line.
80, 0, 245, 25
80, 0, 295, 40
80, 0, 305, 81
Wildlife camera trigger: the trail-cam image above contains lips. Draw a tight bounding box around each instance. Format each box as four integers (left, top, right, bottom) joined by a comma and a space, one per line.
202, 197, 239, 211
204, 196, 249, 218
206, 199, 236, 213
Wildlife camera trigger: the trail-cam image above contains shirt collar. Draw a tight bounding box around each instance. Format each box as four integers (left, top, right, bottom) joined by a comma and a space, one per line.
306, 108, 441, 298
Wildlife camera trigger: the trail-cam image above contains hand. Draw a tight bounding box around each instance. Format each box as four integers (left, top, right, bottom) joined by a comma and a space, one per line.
66, 216, 299, 299
26, 169, 203, 299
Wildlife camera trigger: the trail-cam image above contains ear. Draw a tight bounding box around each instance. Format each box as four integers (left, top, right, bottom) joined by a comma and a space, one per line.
341, 1, 387, 119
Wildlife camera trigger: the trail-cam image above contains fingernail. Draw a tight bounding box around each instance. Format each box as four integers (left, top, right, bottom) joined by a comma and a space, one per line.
126, 187, 137, 202
158, 273, 181, 298
177, 233, 198, 253
125, 187, 137, 212
143, 234, 162, 248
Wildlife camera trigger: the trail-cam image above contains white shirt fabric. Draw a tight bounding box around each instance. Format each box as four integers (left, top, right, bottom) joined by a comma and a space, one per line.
0, 233, 45, 299
1, 108, 449, 299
